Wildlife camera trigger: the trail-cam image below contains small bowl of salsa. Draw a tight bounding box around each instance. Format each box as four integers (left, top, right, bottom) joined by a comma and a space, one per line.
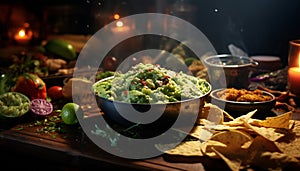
210, 88, 276, 118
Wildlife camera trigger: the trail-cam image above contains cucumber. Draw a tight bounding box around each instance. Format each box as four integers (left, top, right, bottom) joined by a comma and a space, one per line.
44, 39, 77, 60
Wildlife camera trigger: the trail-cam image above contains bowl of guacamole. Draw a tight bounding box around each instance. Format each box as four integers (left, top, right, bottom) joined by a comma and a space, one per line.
92, 63, 211, 131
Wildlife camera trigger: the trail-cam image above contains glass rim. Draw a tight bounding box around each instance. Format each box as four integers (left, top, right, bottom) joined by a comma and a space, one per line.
289, 39, 300, 46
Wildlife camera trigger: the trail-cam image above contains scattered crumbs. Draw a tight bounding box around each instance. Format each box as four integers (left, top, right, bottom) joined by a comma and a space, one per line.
17, 126, 24, 131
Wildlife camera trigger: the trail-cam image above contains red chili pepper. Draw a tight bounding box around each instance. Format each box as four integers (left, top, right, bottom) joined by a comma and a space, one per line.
11, 73, 47, 100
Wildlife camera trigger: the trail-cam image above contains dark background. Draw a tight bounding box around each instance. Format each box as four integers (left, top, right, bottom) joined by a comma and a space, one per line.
1, 0, 300, 66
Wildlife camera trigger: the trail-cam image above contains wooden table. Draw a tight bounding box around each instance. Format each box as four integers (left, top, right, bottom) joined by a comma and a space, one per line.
0, 112, 228, 171
1, 99, 299, 171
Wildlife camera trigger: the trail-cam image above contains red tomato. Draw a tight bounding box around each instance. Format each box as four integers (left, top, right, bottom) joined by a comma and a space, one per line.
47, 86, 64, 100
12, 73, 47, 100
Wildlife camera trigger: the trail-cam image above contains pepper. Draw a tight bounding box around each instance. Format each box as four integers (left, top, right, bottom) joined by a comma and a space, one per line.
11, 73, 47, 100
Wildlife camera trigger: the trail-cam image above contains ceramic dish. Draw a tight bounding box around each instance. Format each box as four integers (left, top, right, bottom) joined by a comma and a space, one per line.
210, 88, 276, 118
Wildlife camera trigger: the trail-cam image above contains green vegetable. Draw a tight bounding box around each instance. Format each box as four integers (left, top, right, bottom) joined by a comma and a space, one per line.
0, 74, 9, 95
0, 92, 30, 117
30, 115, 66, 136
184, 57, 198, 66
93, 63, 211, 104
44, 39, 76, 60
96, 71, 115, 80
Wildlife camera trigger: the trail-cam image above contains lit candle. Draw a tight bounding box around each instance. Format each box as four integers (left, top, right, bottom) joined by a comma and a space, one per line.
14, 27, 33, 44
113, 13, 120, 20
111, 20, 130, 35
288, 53, 300, 95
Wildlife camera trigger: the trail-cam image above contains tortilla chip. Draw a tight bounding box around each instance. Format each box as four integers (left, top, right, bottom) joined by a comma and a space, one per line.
244, 136, 288, 169
235, 109, 257, 121
155, 142, 179, 153
156, 141, 203, 157
211, 147, 243, 171
222, 109, 235, 121
200, 129, 252, 160
243, 120, 286, 142
197, 118, 211, 125
158, 110, 300, 170
275, 120, 300, 159
209, 129, 253, 150
200, 140, 227, 159
199, 103, 225, 124
223, 110, 257, 127
205, 124, 251, 132
250, 111, 292, 129
189, 125, 214, 141
247, 136, 281, 155
251, 151, 300, 171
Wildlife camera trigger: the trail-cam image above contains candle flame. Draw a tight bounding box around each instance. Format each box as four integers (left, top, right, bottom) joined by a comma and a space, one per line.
113, 14, 120, 20
116, 21, 124, 27
298, 53, 300, 68
18, 29, 26, 37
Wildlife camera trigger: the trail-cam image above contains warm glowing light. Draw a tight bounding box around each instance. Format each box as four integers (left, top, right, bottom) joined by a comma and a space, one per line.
113, 14, 120, 20
288, 52, 300, 95
298, 53, 300, 67
18, 29, 26, 37
116, 21, 124, 27
14, 26, 33, 44
111, 20, 130, 34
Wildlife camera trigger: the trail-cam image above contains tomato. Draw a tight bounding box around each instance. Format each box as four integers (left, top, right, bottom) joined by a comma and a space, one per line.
11, 73, 47, 100
47, 86, 64, 100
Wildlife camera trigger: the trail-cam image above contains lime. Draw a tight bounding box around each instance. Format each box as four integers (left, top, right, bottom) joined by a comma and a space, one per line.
30, 99, 53, 116
61, 102, 82, 125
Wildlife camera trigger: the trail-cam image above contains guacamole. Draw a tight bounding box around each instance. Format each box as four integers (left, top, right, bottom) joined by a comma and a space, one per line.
93, 63, 210, 104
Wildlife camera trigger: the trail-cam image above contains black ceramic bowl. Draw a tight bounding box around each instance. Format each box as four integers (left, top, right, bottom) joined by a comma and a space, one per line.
93, 77, 211, 133
210, 88, 276, 118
